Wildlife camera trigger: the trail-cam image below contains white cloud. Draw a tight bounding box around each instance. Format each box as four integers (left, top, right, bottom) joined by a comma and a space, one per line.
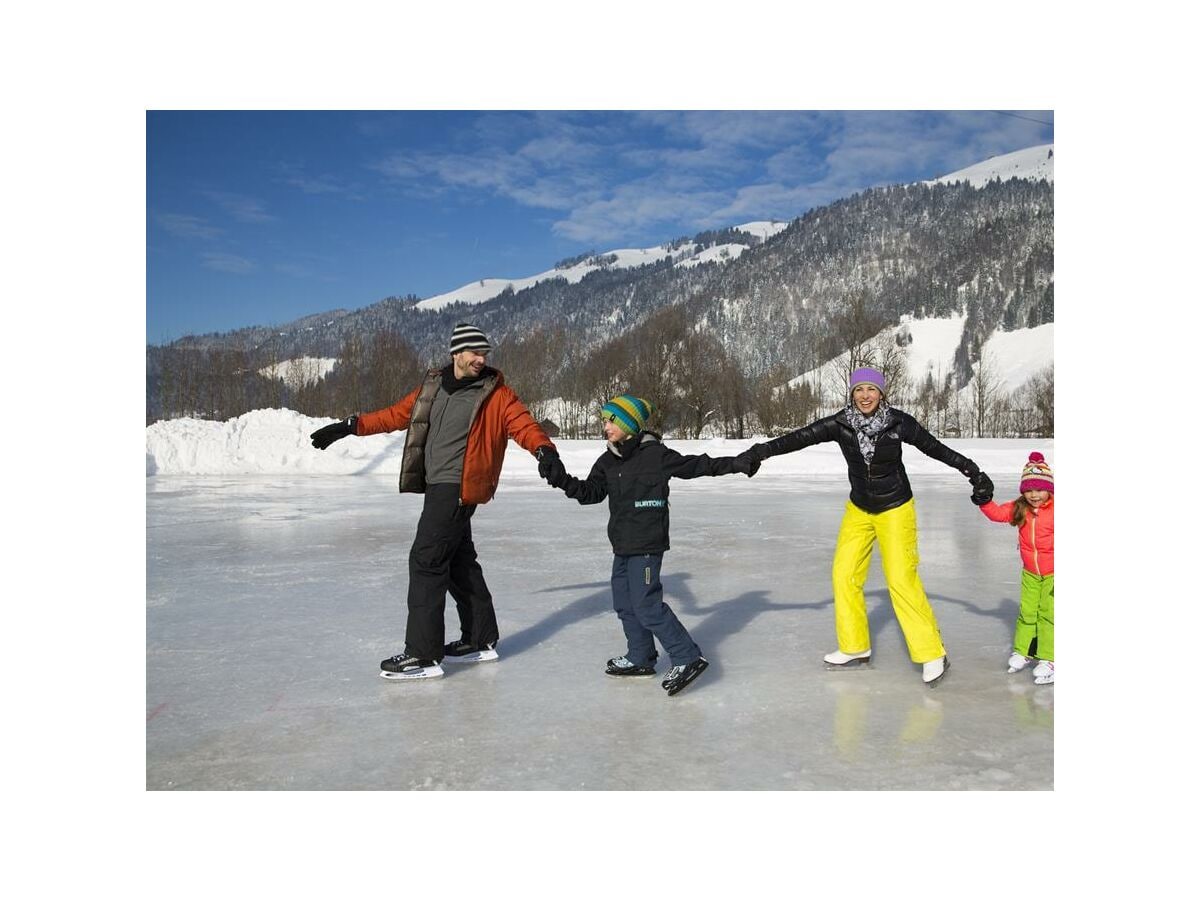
201, 252, 256, 274
154, 212, 220, 240
205, 191, 275, 223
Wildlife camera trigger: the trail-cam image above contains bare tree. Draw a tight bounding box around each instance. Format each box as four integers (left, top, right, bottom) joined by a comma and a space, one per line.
969, 349, 1001, 438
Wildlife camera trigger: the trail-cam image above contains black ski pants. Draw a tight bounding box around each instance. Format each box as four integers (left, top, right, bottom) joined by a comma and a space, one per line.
404, 483, 498, 661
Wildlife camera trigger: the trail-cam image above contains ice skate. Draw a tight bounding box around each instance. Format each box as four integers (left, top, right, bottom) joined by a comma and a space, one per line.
1007, 652, 1033, 674
824, 649, 872, 669
1032, 660, 1055, 685
922, 655, 949, 685
379, 652, 445, 680
605, 656, 656, 677
661, 657, 709, 696
442, 639, 499, 664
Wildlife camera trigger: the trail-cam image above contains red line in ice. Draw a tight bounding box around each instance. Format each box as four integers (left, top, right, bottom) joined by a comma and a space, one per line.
147, 703, 168, 722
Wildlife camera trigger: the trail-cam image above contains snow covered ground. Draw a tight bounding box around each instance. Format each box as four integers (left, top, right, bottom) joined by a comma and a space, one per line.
147, 415, 1053, 790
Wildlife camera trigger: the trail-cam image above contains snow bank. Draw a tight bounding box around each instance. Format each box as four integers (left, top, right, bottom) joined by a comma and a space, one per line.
147, 408, 1052, 478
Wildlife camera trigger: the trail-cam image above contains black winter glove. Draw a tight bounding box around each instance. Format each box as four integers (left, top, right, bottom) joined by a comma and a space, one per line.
535, 445, 560, 479
310, 416, 357, 450
733, 450, 761, 477
971, 471, 994, 506
543, 458, 569, 489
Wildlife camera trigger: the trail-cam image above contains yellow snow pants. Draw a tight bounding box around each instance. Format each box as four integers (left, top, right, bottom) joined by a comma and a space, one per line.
831, 498, 946, 664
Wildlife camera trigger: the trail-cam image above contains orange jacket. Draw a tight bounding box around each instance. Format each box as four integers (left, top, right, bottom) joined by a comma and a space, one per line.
355, 368, 553, 505
980, 496, 1054, 576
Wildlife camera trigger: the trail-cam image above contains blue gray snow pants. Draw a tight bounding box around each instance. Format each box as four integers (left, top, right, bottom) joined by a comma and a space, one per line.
611, 553, 701, 668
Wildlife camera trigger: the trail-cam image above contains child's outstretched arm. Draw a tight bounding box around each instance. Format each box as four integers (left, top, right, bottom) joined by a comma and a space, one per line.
543, 457, 609, 505
978, 498, 1015, 523
661, 448, 758, 480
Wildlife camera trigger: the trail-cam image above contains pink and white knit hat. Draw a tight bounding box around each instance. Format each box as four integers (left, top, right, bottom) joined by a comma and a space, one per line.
1019, 452, 1054, 494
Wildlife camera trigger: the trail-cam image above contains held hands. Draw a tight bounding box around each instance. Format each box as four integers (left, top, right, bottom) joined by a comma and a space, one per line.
732, 443, 769, 477
310, 416, 357, 450
535, 445, 559, 478
732, 450, 761, 477
969, 470, 994, 506
536, 446, 568, 488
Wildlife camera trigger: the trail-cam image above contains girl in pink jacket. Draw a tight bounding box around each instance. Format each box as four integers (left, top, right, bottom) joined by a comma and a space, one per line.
974, 452, 1055, 685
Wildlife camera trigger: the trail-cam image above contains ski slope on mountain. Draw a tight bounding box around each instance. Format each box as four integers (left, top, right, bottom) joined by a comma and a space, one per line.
786, 315, 1053, 402
927, 144, 1054, 187
416, 221, 789, 311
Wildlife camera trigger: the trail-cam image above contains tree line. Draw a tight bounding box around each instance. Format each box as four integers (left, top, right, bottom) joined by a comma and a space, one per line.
149, 305, 1053, 441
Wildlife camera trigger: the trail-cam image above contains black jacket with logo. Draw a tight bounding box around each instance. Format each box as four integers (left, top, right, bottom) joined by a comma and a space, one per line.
759, 407, 978, 514
561, 431, 739, 555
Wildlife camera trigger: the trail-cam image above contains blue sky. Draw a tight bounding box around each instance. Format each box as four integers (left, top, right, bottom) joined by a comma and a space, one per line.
147, 110, 1053, 343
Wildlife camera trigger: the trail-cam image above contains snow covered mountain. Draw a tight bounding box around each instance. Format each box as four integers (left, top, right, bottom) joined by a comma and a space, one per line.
928, 144, 1054, 187
417, 221, 789, 311
149, 146, 1053, 435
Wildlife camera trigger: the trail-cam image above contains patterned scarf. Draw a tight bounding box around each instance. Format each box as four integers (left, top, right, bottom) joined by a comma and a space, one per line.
844, 400, 892, 462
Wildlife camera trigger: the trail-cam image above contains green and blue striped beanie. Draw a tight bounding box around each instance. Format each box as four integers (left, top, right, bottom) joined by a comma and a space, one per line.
601, 394, 653, 435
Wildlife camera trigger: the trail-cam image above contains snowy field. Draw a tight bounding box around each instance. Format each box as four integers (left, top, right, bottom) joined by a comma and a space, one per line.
147, 421, 1054, 790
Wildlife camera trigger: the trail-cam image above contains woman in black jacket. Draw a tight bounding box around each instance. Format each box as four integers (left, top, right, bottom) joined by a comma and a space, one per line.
739, 368, 992, 684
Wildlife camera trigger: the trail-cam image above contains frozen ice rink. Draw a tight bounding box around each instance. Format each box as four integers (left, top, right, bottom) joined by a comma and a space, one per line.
147, 468, 1052, 790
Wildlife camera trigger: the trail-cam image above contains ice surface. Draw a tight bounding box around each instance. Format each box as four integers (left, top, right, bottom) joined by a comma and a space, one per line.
147, 468, 1052, 790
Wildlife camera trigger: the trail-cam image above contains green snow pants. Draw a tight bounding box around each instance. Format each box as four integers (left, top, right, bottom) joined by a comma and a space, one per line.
1014, 570, 1054, 661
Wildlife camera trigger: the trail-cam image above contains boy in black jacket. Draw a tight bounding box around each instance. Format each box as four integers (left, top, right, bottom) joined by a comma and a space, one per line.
539, 394, 758, 696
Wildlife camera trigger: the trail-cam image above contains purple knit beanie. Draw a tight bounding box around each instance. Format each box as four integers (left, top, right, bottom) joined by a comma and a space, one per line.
1019, 452, 1054, 494
848, 367, 886, 398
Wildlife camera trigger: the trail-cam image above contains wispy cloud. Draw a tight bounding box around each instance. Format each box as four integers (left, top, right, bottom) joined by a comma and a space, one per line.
371, 110, 1052, 246
154, 212, 221, 240
277, 162, 358, 197
201, 252, 256, 274
205, 191, 275, 223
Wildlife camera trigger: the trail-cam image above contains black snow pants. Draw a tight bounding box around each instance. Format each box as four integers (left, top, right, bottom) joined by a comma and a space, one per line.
404, 483, 498, 660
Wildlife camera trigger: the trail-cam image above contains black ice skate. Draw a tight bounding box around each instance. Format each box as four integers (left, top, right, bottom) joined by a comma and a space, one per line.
605, 655, 657, 677
442, 639, 500, 664
380, 652, 445, 680
661, 657, 709, 696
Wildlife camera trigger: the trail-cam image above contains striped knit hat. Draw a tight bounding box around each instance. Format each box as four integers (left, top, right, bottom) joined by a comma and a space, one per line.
601, 394, 653, 435
450, 323, 492, 355
1019, 452, 1054, 494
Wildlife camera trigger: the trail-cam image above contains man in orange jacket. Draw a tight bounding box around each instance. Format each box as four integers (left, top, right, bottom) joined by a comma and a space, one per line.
310, 323, 557, 680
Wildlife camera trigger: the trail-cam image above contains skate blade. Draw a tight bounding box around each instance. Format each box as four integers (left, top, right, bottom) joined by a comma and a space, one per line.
443, 649, 499, 664
824, 657, 872, 670
606, 670, 656, 678
380, 664, 445, 680
1033, 676, 1055, 685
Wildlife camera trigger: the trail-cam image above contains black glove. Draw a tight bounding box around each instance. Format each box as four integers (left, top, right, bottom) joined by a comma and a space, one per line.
310, 416, 357, 450
544, 458, 569, 489
971, 471, 994, 506
535, 445, 560, 479
732, 450, 761, 477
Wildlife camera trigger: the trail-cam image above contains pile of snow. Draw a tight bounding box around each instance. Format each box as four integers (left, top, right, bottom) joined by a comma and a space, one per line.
927, 143, 1054, 187
147, 408, 1050, 478
258, 357, 338, 387
416, 220, 787, 311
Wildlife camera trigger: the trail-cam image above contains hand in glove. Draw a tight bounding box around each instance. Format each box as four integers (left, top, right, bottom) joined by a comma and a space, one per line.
732, 450, 761, 477
535, 445, 560, 479
310, 416, 357, 450
970, 471, 994, 506
544, 458, 569, 489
